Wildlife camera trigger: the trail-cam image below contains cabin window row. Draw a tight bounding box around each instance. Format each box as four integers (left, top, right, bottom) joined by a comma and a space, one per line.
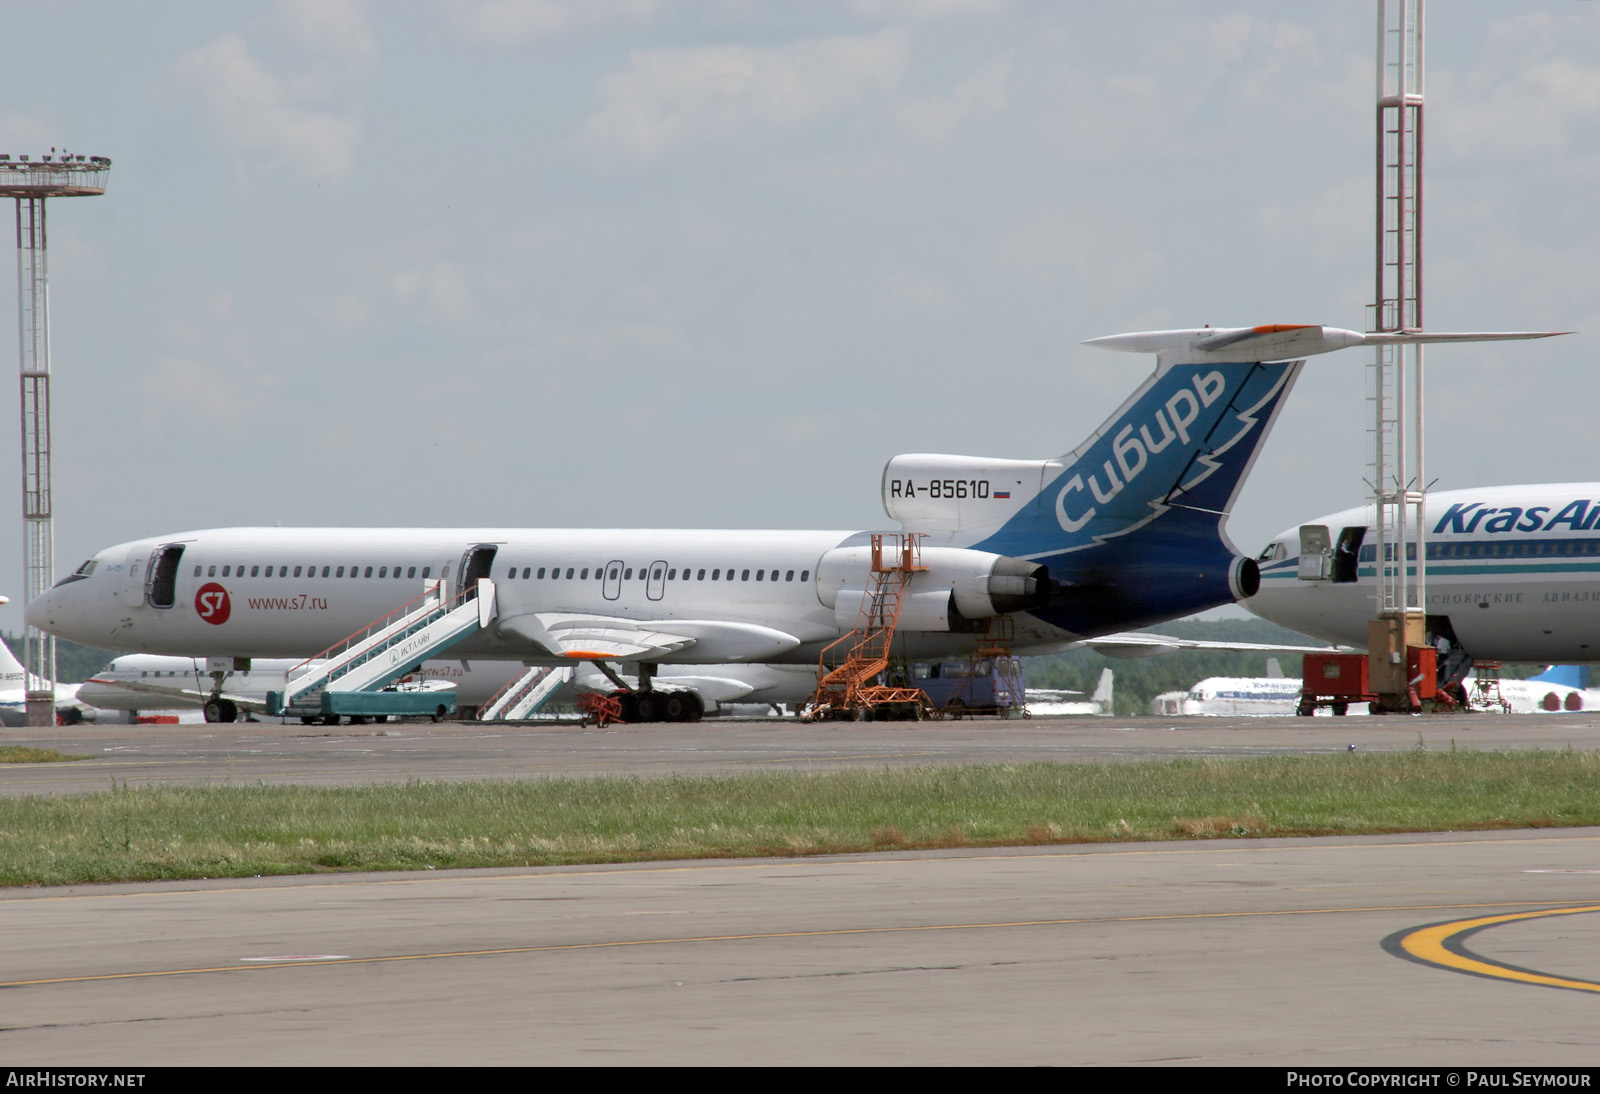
502, 565, 810, 583
194, 564, 434, 579
1354, 540, 1600, 562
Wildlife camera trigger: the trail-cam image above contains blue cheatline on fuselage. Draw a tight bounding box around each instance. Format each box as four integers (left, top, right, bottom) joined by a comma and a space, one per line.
972, 357, 1302, 635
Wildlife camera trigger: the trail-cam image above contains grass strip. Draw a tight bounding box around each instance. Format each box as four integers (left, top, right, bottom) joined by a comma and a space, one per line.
3, 750, 1598, 887
0, 746, 88, 764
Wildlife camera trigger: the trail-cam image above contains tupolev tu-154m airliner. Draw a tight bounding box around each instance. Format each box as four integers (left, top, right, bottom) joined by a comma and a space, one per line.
27, 324, 1560, 721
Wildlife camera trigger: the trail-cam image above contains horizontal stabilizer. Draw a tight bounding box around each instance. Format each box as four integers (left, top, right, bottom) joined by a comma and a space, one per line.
1085, 325, 1570, 365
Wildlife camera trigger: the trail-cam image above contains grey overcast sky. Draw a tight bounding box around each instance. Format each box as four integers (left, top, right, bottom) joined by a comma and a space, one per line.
0, 1, 1595, 635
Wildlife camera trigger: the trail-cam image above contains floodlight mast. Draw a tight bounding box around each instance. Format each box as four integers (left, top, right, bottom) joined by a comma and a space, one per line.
1367, 0, 1426, 705
0, 153, 110, 726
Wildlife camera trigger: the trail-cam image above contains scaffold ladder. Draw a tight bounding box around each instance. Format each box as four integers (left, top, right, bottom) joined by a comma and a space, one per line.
802, 533, 931, 720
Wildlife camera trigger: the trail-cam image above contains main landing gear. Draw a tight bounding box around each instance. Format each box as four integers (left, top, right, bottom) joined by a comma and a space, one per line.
613, 688, 704, 724
584, 659, 704, 723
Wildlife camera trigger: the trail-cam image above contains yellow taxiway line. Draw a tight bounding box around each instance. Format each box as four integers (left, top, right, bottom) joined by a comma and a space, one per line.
1386, 904, 1600, 993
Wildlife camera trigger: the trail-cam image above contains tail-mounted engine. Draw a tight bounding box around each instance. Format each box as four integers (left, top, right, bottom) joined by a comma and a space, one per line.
815, 544, 1054, 632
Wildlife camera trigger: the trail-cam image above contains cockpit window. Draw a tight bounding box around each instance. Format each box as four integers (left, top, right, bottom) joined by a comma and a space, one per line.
53, 559, 97, 587
1257, 542, 1287, 563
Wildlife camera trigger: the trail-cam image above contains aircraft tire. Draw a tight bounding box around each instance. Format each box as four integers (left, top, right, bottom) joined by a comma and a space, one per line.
663, 693, 688, 722
204, 698, 238, 723
616, 691, 638, 723
634, 694, 662, 723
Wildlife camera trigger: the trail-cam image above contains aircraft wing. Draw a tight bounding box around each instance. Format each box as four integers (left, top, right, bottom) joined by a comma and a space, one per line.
81, 675, 273, 714
570, 667, 760, 704
497, 612, 806, 663
1081, 633, 1343, 660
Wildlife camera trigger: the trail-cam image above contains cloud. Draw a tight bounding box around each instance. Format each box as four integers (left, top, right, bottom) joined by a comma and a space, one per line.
450, 0, 658, 43
1437, 59, 1600, 160
892, 52, 1018, 143
317, 292, 376, 332
140, 312, 282, 430
391, 263, 476, 324
848, 0, 1006, 19
0, 112, 57, 151
578, 29, 908, 161
169, 32, 361, 183
1033, 13, 1357, 163
278, 0, 378, 64
874, 270, 953, 314
1421, 13, 1600, 164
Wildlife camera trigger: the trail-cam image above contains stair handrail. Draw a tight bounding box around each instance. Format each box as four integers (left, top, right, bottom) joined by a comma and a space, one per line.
506, 666, 573, 719
479, 665, 546, 720
281, 580, 478, 706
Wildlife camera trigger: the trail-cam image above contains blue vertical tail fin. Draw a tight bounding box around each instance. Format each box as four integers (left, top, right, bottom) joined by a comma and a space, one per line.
882, 324, 1569, 636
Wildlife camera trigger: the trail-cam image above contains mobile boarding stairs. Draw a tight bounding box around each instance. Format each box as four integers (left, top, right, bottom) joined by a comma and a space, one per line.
267, 578, 496, 722
476, 664, 576, 721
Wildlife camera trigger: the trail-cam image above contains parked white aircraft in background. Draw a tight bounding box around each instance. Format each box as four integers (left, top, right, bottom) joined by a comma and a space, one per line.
1150, 675, 1307, 717
1248, 485, 1600, 667
1023, 669, 1115, 717
0, 629, 98, 726
81, 640, 1293, 723
76, 655, 465, 723
29, 325, 1558, 721
1466, 665, 1600, 714
1145, 652, 1597, 717
78, 655, 822, 722
1147, 658, 1334, 716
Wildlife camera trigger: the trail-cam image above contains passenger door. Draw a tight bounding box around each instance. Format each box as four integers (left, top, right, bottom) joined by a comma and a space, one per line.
144, 544, 186, 609
1297, 525, 1331, 581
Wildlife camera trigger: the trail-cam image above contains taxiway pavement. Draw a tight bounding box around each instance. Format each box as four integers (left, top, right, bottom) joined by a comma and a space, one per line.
3, 830, 1598, 1065
5, 715, 1598, 1066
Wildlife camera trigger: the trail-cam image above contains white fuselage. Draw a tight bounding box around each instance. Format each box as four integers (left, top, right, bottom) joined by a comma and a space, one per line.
1145, 676, 1363, 717
30, 527, 1079, 666
1247, 485, 1600, 663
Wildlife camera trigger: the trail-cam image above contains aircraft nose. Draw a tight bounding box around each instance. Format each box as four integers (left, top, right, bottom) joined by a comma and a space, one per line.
24, 586, 69, 635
